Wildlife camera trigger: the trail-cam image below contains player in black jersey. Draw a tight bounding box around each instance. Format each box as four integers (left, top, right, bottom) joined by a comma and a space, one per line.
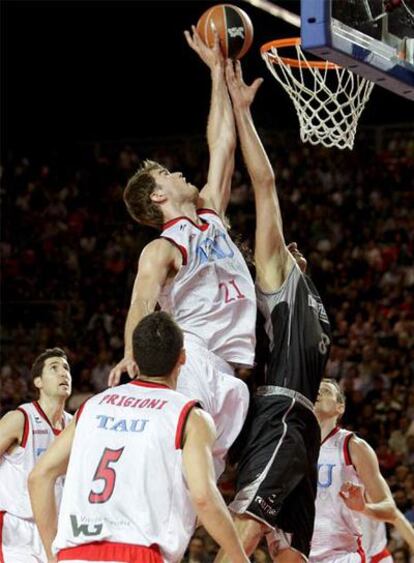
215, 61, 332, 562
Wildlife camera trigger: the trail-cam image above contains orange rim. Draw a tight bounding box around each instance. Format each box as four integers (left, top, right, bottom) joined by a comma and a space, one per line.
261, 38, 339, 70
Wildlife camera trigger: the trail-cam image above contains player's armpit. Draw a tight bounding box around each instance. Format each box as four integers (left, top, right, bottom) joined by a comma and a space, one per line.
255, 240, 294, 293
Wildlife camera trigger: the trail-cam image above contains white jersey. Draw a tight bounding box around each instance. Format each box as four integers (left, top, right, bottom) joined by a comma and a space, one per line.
159, 209, 256, 366
311, 427, 364, 561
361, 517, 392, 562
53, 380, 200, 563
0, 401, 72, 520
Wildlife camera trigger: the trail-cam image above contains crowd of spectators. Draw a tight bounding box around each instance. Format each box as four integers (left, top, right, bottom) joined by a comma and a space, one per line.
1, 124, 413, 560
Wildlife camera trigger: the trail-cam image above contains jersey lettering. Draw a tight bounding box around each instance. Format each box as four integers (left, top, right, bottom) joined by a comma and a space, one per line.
219, 279, 246, 304
196, 233, 234, 264
98, 394, 168, 410
96, 415, 149, 433
317, 463, 336, 488
70, 514, 103, 537
318, 333, 331, 355
88, 447, 124, 504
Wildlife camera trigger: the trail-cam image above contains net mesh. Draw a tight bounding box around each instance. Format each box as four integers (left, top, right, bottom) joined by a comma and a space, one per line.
261, 41, 375, 150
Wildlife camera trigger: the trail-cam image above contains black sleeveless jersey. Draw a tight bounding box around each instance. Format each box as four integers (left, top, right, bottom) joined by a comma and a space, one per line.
255, 263, 331, 403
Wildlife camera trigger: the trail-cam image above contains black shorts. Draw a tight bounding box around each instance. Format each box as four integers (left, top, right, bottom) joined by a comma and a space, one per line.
229, 394, 321, 558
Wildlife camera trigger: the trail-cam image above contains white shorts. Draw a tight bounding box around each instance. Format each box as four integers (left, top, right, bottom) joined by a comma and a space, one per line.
309, 553, 365, 563
177, 336, 250, 477
0, 511, 46, 562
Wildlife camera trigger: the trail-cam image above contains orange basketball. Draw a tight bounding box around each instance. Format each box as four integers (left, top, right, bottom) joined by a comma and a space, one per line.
196, 4, 254, 60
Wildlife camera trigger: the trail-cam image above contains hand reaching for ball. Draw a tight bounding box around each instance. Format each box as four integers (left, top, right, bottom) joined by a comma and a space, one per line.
184, 25, 224, 71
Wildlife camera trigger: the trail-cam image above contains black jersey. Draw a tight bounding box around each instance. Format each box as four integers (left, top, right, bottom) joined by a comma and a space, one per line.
256, 262, 331, 403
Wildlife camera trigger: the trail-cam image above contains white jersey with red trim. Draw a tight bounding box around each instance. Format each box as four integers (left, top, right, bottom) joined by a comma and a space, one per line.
53, 380, 200, 563
0, 401, 72, 520
159, 209, 256, 367
360, 517, 389, 561
311, 427, 364, 561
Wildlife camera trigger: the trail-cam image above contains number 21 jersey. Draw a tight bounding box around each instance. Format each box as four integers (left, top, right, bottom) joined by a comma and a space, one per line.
159, 209, 256, 367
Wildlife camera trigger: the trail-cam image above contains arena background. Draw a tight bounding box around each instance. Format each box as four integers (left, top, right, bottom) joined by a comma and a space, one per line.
1, 1, 414, 561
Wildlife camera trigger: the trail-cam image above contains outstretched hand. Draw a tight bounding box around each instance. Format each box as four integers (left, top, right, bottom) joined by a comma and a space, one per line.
225, 59, 263, 110
108, 357, 139, 387
184, 25, 224, 71
339, 481, 366, 512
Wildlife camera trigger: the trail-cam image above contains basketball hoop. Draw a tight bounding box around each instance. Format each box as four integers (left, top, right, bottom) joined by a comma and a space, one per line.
261, 38, 375, 150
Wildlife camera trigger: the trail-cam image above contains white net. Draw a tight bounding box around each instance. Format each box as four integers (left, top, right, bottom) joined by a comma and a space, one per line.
261, 41, 375, 150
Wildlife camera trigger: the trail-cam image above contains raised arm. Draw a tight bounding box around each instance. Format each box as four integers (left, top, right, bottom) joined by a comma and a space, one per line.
183, 409, 248, 563
108, 238, 181, 386
0, 410, 25, 456
185, 27, 236, 217
339, 436, 397, 522
28, 418, 76, 562
225, 60, 292, 291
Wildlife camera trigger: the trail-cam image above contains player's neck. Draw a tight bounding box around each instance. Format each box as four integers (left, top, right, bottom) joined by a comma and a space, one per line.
137, 375, 176, 390
37, 396, 66, 429
163, 202, 203, 226
319, 416, 338, 442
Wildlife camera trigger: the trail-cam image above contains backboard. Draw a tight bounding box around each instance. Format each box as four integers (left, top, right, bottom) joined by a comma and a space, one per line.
301, 0, 414, 100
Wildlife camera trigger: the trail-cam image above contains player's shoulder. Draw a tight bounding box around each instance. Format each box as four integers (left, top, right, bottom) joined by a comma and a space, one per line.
0, 408, 27, 424
186, 406, 215, 437
140, 237, 181, 263
0, 408, 27, 439
348, 434, 375, 461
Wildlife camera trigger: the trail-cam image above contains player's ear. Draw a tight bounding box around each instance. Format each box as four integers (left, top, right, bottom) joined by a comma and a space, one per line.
33, 376, 42, 390
337, 402, 345, 418
178, 348, 186, 366
150, 188, 167, 204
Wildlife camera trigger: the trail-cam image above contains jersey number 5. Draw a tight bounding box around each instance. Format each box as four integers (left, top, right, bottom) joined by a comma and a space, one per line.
88, 447, 124, 504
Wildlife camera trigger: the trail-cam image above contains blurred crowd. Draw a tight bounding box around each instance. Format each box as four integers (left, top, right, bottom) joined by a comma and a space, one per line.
1, 124, 413, 560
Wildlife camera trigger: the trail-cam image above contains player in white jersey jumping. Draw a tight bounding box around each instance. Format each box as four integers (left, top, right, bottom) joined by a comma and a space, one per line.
309, 378, 414, 563
108, 29, 256, 476
29, 312, 249, 563
0, 347, 72, 563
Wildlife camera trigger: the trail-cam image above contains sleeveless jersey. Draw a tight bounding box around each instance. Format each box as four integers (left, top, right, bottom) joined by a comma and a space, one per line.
53, 380, 200, 563
361, 516, 388, 560
255, 262, 331, 402
159, 209, 256, 367
0, 401, 72, 519
311, 427, 364, 560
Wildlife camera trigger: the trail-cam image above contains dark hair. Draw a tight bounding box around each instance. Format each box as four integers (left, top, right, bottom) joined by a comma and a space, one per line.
123, 160, 165, 229
132, 312, 183, 377
31, 347, 68, 380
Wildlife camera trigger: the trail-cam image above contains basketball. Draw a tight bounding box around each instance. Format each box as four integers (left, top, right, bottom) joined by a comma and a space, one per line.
196, 4, 254, 59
